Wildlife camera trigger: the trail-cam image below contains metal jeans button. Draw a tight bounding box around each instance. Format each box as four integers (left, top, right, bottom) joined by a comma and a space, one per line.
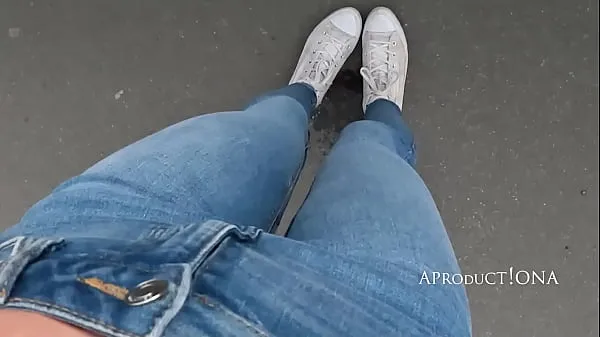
126, 279, 168, 306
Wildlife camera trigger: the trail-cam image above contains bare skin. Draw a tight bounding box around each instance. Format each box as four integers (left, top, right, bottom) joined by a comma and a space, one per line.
0, 310, 99, 337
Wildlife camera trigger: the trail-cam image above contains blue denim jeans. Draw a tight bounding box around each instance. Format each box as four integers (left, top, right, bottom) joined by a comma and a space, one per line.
0, 83, 471, 337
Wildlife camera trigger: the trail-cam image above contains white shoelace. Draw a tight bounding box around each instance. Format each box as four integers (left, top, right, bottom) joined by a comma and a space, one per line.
360, 40, 400, 97
306, 33, 344, 87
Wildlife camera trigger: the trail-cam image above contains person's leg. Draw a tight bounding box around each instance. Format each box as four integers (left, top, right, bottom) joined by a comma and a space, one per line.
2, 84, 313, 240
287, 98, 464, 269
287, 7, 462, 275
1, 8, 362, 240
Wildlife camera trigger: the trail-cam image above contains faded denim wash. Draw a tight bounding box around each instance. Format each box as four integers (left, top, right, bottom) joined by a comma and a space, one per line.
0, 83, 471, 337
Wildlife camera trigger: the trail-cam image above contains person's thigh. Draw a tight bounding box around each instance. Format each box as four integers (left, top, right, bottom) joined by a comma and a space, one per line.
3, 89, 312, 240
288, 100, 461, 274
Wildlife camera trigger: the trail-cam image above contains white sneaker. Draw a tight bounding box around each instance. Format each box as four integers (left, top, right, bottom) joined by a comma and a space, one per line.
289, 8, 362, 105
360, 7, 408, 111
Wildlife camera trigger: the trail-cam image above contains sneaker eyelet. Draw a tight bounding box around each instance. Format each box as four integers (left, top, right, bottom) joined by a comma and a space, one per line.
392, 41, 397, 46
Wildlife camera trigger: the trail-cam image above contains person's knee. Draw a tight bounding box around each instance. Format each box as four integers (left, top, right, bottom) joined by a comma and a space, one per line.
339, 120, 404, 155
341, 120, 390, 141
340, 120, 416, 166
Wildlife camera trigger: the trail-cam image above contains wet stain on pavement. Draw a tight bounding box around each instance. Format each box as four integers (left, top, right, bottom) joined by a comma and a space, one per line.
313, 67, 364, 133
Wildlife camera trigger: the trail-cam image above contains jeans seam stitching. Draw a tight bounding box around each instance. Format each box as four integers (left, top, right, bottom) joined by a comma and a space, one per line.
8, 297, 141, 337
193, 293, 270, 337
